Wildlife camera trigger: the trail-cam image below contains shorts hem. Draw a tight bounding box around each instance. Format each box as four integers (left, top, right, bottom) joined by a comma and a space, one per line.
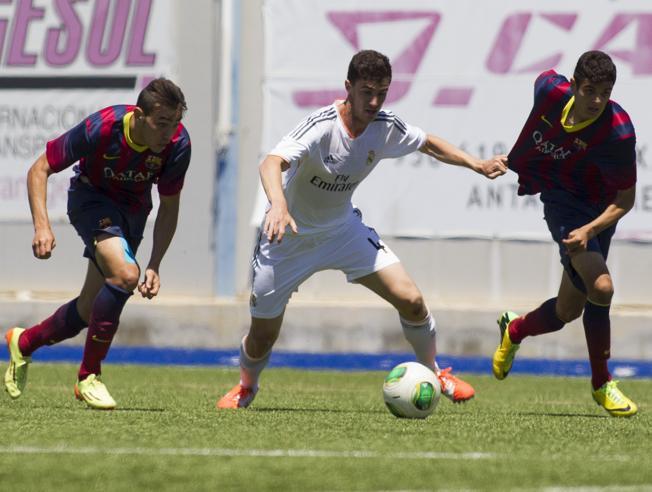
249, 306, 287, 319
346, 257, 401, 283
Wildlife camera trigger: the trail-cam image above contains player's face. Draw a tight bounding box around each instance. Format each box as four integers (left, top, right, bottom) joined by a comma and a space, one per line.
135, 103, 182, 153
571, 78, 613, 122
346, 78, 391, 124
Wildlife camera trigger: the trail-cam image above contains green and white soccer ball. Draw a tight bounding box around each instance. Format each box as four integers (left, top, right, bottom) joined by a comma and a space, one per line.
382, 362, 441, 419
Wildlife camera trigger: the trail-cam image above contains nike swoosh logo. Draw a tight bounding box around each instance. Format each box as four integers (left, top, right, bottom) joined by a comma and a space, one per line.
540, 115, 553, 128
91, 335, 112, 344
102, 153, 120, 160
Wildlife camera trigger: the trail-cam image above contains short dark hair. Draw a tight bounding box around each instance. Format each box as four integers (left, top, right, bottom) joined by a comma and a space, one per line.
573, 51, 617, 85
347, 50, 392, 84
137, 78, 187, 116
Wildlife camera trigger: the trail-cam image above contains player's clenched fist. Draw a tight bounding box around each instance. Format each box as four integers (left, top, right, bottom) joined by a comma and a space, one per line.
478, 155, 508, 180
32, 228, 56, 259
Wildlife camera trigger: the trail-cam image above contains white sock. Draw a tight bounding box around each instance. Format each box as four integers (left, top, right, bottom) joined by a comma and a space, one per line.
239, 336, 271, 390
400, 312, 437, 371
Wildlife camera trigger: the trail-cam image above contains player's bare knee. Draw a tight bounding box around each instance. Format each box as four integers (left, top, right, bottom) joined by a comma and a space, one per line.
589, 276, 614, 304
108, 264, 140, 291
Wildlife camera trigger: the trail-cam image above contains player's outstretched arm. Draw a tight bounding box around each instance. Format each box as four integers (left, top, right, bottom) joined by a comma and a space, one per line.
419, 134, 508, 179
259, 154, 297, 243
27, 153, 57, 259
139, 193, 180, 299
562, 185, 636, 254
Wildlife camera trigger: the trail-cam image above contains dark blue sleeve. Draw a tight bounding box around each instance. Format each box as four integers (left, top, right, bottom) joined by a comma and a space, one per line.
45, 111, 101, 172
157, 130, 191, 196
600, 136, 637, 191
533, 70, 567, 103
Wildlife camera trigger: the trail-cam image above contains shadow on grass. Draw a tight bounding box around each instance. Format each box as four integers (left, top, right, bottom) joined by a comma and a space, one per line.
2, 402, 165, 413
97, 407, 166, 413
517, 411, 606, 419
250, 406, 386, 415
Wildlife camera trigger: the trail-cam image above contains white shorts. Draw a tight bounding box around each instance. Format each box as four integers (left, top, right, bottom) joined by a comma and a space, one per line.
249, 209, 400, 318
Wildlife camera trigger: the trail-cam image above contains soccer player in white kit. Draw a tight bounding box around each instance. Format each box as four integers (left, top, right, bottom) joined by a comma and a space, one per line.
217, 50, 508, 409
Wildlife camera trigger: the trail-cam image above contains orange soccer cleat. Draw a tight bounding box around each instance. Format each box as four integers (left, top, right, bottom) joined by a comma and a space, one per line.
437, 367, 475, 403
216, 384, 258, 409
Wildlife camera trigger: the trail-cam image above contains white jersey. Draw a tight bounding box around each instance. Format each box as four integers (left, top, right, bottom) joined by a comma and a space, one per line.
268, 103, 427, 234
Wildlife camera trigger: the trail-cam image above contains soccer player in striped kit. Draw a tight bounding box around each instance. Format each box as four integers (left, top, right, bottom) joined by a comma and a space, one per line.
493, 51, 638, 417
217, 50, 508, 409
4, 79, 191, 409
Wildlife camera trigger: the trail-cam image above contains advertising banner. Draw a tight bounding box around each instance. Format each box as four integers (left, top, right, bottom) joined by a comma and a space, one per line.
0, 0, 176, 220
262, 0, 652, 239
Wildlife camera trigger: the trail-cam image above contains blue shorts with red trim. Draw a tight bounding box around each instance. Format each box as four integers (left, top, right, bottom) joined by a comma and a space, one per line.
541, 189, 616, 293
67, 181, 147, 268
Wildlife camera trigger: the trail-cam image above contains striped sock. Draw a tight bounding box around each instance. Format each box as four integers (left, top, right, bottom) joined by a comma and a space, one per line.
509, 298, 565, 344
18, 298, 87, 356
78, 283, 132, 380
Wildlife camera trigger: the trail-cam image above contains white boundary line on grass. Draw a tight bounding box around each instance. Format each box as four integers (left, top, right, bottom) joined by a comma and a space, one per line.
542, 488, 652, 492
0, 445, 494, 460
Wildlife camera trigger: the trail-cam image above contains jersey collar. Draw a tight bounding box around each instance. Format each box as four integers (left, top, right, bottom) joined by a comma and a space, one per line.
560, 96, 601, 133
123, 111, 149, 152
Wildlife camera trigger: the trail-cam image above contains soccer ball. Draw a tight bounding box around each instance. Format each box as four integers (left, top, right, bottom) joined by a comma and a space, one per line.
382, 362, 441, 419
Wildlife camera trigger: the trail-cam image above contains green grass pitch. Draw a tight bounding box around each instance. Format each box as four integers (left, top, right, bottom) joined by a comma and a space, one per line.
1, 363, 651, 491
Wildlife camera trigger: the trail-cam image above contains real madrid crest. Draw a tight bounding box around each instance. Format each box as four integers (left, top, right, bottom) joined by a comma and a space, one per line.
366, 150, 376, 165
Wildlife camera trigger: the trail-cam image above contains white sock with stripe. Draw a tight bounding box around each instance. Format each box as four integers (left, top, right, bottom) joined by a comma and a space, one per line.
239, 336, 270, 390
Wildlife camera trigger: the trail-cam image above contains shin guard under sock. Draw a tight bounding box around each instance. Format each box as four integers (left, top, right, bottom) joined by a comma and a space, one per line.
509, 298, 565, 344
583, 300, 612, 390
400, 313, 437, 371
18, 298, 87, 356
78, 283, 132, 380
239, 336, 271, 390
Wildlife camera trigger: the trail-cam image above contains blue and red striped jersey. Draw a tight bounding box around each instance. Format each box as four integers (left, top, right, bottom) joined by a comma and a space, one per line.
46, 105, 191, 213
508, 70, 636, 204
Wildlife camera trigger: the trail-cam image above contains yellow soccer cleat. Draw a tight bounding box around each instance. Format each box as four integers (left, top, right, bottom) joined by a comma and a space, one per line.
592, 380, 638, 417
4, 327, 31, 399
492, 311, 520, 380
74, 374, 116, 410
